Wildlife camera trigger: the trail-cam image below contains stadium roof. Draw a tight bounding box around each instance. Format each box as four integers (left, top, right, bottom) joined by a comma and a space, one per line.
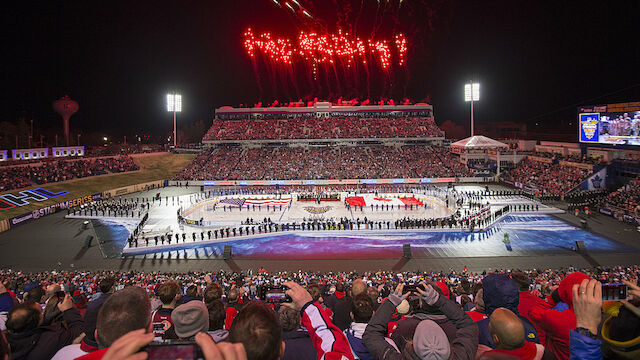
450, 135, 509, 149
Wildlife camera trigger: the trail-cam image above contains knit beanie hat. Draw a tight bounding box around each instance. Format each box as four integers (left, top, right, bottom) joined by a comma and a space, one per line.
413, 319, 450, 359
172, 301, 209, 338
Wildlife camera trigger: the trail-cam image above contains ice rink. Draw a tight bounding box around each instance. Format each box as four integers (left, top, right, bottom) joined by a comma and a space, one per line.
180, 192, 455, 226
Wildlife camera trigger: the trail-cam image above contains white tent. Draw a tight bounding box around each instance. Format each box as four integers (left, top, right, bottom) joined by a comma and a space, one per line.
450, 135, 509, 150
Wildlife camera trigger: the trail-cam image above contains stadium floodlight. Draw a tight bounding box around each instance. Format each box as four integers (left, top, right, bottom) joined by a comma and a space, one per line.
167, 93, 182, 147
464, 81, 479, 136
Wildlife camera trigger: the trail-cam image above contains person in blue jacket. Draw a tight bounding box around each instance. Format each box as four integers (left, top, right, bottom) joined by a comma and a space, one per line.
477, 273, 539, 348
569, 278, 602, 360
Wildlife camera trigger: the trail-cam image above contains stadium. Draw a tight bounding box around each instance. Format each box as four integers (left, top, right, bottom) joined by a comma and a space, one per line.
2, 1, 640, 360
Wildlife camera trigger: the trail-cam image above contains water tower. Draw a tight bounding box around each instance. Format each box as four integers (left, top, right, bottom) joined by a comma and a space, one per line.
53, 95, 79, 146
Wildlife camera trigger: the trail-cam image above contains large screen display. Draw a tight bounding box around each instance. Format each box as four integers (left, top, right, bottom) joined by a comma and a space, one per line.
579, 102, 640, 145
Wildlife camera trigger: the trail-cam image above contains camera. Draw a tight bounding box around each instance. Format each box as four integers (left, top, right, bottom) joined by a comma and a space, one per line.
144, 340, 204, 360
602, 283, 627, 301
404, 283, 426, 294
55, 291, 66, 302
263, 285, 292, 303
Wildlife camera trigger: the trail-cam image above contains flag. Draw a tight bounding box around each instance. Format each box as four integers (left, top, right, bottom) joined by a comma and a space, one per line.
346, 196, 423, 207
243, 198, 291, 206
219, 198, 246, 207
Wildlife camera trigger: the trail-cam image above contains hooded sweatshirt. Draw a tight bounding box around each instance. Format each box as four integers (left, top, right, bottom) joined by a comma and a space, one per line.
529, 272, 591, 360
477, 274, 539, 348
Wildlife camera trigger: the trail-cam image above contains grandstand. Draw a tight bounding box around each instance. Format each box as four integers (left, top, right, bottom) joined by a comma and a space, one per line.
203, 102, 443, 143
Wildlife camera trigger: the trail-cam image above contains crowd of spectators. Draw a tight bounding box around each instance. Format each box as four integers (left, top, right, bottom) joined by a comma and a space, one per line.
606, 177, 640, 215
0, 156, 139, 192
531, 152, 604, 165
1, 265, 639, 359
202, 117, 444, 141
174, 145, 473, 181
502, 158, 591, 196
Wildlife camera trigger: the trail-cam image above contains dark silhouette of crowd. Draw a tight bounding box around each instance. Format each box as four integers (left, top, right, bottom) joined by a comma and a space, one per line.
0, 156, 139, 192
203, 117, 444, 141
174, 145, 473, 181
1, 265, 639, 359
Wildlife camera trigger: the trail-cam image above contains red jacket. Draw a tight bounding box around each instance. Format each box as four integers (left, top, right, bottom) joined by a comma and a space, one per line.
466, 309, 487, 322
519, 290, 548, 345
75, 348, 108, 360
529, 272, 590, 360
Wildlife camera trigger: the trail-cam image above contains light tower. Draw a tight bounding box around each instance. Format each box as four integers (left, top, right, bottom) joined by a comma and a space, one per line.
464, 81, 480, 137
167, 93, 182, 147
53, 95, 79, 146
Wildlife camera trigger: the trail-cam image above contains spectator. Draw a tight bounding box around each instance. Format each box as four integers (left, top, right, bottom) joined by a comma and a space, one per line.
466, 288, 487, 322
529, 272, 592, 360
344, 293, 377, 360
600, 279, 640, 359
152, 280, 180, 339
74, 286, 152, 360
352, 279, 368, 297
278, 304, 316, 360
477, 274, 539, 348
182, 284, 203, 303
205, 282, 224, 304
171, 301, 210, 340
0, 281, 13, 331
476, 308, 556, 359
325, 282, 353, 331
206, 300, 229, 343
224, 288, 243, 330
0, 330, 9, 360
392, 282, 459, 351
77, 278, 114, 354
363, 283, 478, 359
5, 294, 83, 360
367, 286, 381, 311
512, 271, 548, 345
307, 283, 333, 319
570, 279, 603, 360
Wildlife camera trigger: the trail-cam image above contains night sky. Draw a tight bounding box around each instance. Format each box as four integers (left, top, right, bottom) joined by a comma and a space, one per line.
3, 0, 639, 141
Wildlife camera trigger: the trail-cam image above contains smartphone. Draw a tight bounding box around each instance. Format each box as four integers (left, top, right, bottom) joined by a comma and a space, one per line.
404, 283, 426, 294
264, 286, 291, 303
602, 283, 627, 301
145, 341, 204, 360
56, 291, 66, 302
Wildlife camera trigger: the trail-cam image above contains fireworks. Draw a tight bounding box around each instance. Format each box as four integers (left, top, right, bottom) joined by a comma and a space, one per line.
243, 28, 408, 70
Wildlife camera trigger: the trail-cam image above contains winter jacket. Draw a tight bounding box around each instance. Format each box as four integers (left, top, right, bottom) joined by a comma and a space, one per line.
391, 312, 457, 351
0, 292, 13, 331
82, 293, 111, 348
300, 301, 355, 360
477, 342, 557, 360
529, 272, 591, 360
363, 295, 478, 360
224, 302, 243, 330
477, 274, 539, 348
6, 307, 84, 360
465, 309, 487, 322
569, 329, 601, 360
325, 292, 353, 331
519, 290, 548, 345
281, 328, 317, 360
345, 322, 374, 360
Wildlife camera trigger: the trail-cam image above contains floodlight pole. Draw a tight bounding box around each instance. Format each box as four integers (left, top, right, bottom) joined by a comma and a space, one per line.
173, 104, 177, 148
469, 80, 474, 137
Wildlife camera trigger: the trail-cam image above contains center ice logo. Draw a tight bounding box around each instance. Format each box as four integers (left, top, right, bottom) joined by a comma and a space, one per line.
304, 206, 332, 214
